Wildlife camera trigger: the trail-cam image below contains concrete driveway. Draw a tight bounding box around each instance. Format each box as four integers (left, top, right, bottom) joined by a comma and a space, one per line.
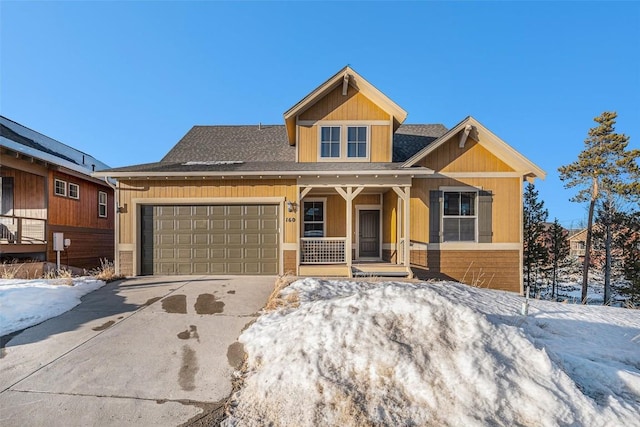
0, 275, 275, 426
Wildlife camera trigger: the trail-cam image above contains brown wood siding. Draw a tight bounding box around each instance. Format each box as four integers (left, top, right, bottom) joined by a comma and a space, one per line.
48, 171, 114, 230
424, 249, 521, 293
47, 225, 114, 270
299, 85, 390, 121
370, 125, 391, 162
0, 167, 46, 219
421, 138, 514, 172
411, 177, 521, 244
118, 179, 297, 245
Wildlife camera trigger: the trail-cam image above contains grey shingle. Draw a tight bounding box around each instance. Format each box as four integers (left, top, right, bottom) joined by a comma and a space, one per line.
101, 123, 447, 174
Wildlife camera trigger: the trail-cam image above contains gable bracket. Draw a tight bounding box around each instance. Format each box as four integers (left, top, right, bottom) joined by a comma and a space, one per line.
459, 124, 474, 148
342, 73, 350, 96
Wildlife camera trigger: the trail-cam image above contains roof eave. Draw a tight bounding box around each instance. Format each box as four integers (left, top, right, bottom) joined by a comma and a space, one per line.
93, 167, 434, 179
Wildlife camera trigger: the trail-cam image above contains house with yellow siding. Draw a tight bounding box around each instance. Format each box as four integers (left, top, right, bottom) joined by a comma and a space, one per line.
94, 66, 545, 293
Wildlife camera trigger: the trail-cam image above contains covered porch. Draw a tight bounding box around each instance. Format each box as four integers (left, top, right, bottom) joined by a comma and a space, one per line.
294, 176, 413, 278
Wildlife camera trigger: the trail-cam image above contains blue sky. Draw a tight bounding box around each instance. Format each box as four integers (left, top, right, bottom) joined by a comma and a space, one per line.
1, 1, 639, 228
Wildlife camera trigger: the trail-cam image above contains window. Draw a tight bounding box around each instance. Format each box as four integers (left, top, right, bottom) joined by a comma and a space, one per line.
98, 191, 107, 218
0, 176, 14, 215
303, 200, 324, 237
320, 126, 341, 158
319, 125, 369, 160
69, 183, 80, 200
347, 126, 367, 158
54, 179, 67, 197
442, 191, 477, 242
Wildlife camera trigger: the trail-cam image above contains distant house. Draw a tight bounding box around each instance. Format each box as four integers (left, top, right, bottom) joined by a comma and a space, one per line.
0, 116, 114, 270
94, 66, 545, 293
569, 228, 587, 259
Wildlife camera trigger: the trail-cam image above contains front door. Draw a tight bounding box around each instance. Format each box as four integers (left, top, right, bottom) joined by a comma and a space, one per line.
359, 210, 380, 258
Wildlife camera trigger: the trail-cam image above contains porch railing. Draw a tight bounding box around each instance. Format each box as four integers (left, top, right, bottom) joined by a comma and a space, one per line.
0, 215, 47, 245
301, 237, 346, 264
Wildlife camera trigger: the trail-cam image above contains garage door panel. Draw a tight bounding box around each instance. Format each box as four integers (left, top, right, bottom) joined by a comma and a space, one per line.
144, 204, 279, 275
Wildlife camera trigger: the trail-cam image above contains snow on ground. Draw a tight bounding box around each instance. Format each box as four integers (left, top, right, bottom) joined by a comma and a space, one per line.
0, 278, 105, 337
227, 278, 640, 427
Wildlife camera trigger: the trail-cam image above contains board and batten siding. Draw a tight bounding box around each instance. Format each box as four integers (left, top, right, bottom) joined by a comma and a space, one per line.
421, 137, 515, 173
47, 171, 114, 230
0, 167, 47, 219
299, 85, 390, 122
117, 179, 298, 246
296, 84, 392, 163
410, 177, 522, 244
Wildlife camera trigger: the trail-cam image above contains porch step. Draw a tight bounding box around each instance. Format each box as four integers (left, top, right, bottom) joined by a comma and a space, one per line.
351, 267, 411, 278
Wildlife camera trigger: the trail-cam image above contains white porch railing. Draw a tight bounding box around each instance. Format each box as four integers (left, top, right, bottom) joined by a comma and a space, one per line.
301, 237, 346, 264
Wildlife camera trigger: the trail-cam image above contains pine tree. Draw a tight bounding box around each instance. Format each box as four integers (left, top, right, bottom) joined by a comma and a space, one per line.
545, 218, 570, 299
523, 182, 548, 295
613, 210, 640, 305
558, 111, 640, 304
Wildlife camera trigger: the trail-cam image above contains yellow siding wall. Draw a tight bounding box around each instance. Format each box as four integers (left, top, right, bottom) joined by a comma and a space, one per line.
382, 190, 398, 244
299, 85, 390, 121
118, 179, 297, 245
304, 193, 381, 238
421, 138, 514, 172
411, 177, 522, 244
370, 125, 391, 162
296, 84, 392, 162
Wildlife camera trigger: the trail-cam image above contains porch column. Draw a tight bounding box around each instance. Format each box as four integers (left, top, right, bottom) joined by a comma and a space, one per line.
404, 186, 411, 272
335, 186, 364, 274
393, 186, 412, 273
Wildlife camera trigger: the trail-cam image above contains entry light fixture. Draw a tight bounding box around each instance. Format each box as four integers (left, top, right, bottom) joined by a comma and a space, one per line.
286, 200, 298, 213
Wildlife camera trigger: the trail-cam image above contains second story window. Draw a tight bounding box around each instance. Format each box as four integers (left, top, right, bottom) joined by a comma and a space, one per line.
319, 125, 370, 161
54, 179, 67, 197
347, 126, 367, 158
98, 191, 108, 218
68, 183, 80, 200
320, 126, 341, 158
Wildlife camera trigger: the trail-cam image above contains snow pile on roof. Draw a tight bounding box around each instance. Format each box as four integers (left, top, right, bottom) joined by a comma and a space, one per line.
182, 161, 243, 166
226, 279, 640, 426
0, 278, 105, 336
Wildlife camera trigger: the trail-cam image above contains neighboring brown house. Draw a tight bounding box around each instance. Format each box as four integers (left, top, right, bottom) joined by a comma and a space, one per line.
95, 66, 545, 293
0, 116, 115, 270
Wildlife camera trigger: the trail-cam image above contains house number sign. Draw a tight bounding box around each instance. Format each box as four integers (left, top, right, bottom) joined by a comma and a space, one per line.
285, 217, 296, 222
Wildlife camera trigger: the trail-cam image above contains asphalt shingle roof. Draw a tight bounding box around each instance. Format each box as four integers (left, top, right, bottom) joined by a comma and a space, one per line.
102, 123, 447, 174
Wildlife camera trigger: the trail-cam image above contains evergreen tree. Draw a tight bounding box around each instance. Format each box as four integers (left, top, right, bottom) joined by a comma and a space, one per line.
613, 210, 640, 305
558, 111, 640, 304
523, 182, 548, 295
545, 218, 570, 299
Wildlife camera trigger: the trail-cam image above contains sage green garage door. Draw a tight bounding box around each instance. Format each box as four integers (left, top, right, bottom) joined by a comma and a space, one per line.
140, 205, 279, 275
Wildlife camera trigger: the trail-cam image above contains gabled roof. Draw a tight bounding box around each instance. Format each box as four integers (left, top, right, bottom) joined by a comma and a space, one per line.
402, 116, 546, 180
94, 123, 444, 178
0, 115, 110, 176
283, 66, 408, 145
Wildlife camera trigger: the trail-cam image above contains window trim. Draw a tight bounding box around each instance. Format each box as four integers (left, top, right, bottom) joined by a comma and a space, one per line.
68, 183, 80, 200
317, 123, 370, 162
302, 198, 327, 238
98, 191, 108, 218
54, 179, 67, 197
441, 187, 479, 243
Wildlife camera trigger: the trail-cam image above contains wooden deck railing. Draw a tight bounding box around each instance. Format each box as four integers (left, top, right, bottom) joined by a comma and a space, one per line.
0, 215, 47, 245
301, 237, 346, 264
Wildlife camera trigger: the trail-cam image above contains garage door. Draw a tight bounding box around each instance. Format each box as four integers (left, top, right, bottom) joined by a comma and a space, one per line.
140, 204, 279, 275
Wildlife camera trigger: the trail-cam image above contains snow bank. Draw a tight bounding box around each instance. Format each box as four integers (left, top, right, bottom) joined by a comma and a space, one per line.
228, 279, 640, 427
0, 278, 105, 336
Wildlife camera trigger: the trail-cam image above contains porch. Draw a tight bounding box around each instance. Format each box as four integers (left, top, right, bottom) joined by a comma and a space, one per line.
0, 214, 48, 255
294, 176, 414, 278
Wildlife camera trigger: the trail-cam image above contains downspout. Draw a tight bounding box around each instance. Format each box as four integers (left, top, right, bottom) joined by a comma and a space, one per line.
103, 177, 120, 276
